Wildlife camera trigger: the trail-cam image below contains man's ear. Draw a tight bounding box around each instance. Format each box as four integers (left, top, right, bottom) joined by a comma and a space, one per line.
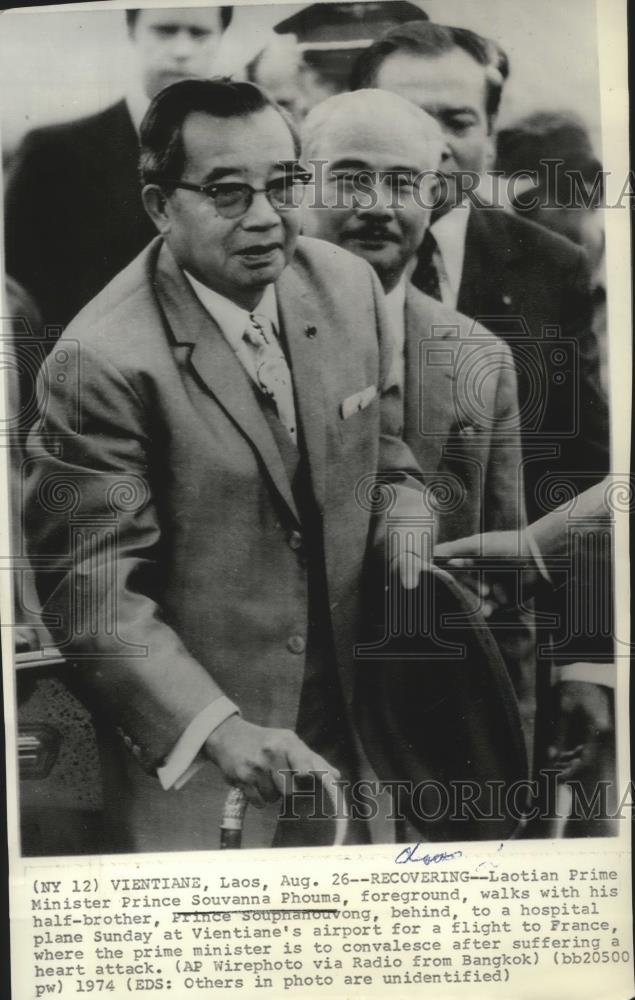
142, 184, 171, 234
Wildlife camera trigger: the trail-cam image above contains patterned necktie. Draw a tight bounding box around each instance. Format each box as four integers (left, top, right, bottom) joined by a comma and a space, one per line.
243, 313, 297, 444
411, 228, 442, 301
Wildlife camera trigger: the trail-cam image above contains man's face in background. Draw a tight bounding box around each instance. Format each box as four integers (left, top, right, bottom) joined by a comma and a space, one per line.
131, 8, 226, 99
373, 46, 493, 213
302, 99, 441, 292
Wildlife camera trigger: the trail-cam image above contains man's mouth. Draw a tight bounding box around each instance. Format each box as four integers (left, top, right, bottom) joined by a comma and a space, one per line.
236, 243, 283, 265
345, 230, 400, 249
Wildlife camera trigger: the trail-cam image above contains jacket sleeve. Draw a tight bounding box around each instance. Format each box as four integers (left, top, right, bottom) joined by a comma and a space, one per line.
484, 335, 527, 533
25, 339, 227, 774
560, 246, 610, 486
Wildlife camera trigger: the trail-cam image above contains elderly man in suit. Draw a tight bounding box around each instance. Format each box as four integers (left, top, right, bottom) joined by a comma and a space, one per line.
5, 7, 232, 335
351, 21, 609, 521
301, 89, 535, 755
302, 89, 526, 542
25, 79, 430, 853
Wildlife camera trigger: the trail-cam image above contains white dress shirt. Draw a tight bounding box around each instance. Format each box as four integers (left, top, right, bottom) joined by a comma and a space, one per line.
185, 269, 281, 375
429, 202, 472, 308
158, 274, 292, 791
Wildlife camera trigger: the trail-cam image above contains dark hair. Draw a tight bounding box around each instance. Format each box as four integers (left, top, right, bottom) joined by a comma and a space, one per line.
139, 78, 301, 190
126, 7, 233, 32
351, 21, 509, 123
496, 110, 604, 205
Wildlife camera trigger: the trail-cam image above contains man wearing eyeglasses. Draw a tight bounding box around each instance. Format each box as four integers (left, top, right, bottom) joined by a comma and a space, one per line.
25, 79, 427, 852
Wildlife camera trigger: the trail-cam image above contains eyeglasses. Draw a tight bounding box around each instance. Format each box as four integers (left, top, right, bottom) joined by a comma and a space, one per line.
156, 171, 312, 218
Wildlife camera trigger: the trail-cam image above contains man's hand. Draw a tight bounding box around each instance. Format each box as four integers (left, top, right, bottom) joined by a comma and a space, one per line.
204, 716, 340, 809
549, 680, 613, 777
434, 529, 538, 615
435, 528, 530, 566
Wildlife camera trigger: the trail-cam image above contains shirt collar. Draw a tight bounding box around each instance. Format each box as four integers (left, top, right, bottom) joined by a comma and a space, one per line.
430, 202, 471, 300
184, 270, 279, 351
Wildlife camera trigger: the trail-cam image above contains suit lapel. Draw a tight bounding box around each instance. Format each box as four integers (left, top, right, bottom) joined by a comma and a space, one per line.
404, 287, 455, 476
153, 243, 301, 524
277, 264, 327, 512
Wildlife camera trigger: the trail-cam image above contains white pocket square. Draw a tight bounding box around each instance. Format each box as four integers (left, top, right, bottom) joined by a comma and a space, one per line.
340, 385, 378, 420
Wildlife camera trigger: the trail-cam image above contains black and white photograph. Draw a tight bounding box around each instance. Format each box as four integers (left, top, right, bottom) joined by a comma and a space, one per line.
0, 0, 630, 868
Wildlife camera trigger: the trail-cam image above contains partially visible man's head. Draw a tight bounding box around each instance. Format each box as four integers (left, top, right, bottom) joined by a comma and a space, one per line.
301, 89, 444, 292
126, 7, 233, 99
246, 34, 312, 125
496, 110, 605, 269
140, 79, 306, 309
351, 21, 508, 189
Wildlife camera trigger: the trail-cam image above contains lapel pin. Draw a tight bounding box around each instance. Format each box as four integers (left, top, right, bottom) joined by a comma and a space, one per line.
304, 325, 317, 339
502, 294, 512, 306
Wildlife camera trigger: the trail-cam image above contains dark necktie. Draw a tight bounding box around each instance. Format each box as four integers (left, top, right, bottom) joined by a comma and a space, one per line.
411, 229, 442, 301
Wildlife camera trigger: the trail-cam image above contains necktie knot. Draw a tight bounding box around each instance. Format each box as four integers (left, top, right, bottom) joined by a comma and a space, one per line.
244, 313, 273, 348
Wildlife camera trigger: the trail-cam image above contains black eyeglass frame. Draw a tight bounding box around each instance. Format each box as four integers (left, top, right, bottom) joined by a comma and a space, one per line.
150, 170, 312, 217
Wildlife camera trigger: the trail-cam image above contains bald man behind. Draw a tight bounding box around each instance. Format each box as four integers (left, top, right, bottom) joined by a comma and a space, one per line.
302, 90, 535, 757
302, 90, 525, 541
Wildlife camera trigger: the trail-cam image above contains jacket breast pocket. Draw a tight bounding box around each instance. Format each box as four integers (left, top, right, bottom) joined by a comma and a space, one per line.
337, 391, 380, 444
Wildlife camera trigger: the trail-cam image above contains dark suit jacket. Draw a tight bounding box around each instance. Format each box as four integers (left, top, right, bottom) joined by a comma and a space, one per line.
445, 208, 609, 521
5, 100, 155, 333
24, 235, 423, 852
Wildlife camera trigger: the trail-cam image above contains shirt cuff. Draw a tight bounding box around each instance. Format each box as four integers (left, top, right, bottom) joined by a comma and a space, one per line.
157, 695, 240, 791
525, 524, 551, 583
551, 662, 616, 688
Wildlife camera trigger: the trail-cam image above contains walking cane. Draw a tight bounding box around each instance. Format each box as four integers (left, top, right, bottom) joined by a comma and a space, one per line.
220, 774, 349, 848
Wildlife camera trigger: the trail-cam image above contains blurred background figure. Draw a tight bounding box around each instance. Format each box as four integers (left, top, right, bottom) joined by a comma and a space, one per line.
246, 33, 313, 125
273, 1, 428, 105
496, 111, 607, 397
4, 7, 232, 337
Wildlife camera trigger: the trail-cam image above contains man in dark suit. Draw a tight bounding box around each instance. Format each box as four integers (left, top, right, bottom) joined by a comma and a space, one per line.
25, 79, 428, 853
5, 6, 232, 334
301, 87, 535, 758
351, 20, 609, 521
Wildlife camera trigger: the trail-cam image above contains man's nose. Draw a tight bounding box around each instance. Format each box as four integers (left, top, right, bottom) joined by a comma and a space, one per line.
242, 191, 280, 229
439, 139, 455, 169
171, 29, 197, 60
355, 181, 395, 219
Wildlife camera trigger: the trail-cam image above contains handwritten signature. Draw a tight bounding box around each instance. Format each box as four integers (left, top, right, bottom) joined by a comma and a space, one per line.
395, 843, 463, 865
